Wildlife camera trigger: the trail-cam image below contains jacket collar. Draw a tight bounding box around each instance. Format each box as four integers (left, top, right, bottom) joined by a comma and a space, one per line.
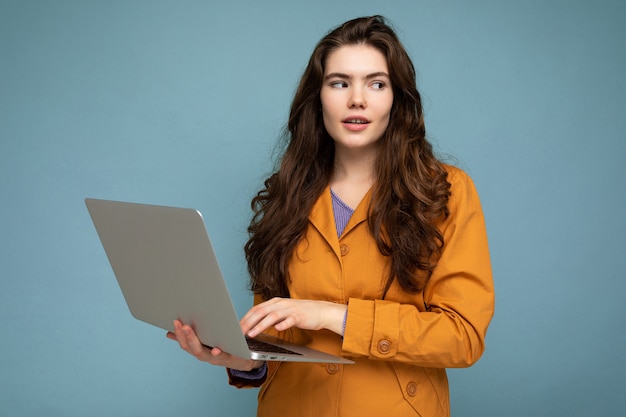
308, 185, 373, 254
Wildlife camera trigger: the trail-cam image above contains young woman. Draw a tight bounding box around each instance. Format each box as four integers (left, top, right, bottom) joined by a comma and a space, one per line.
168, 15, 494, 417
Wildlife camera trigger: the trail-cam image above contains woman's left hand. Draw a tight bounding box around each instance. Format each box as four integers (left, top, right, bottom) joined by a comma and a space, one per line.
241, 298, 347, 338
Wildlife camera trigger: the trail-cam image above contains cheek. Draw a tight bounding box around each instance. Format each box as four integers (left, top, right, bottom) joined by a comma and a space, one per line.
320, 108, 337, 139
321, 107, 332, 128
375, 101, 393, 124
380, 99, 394, 126
320, 98, 340, 128
320, 90, 344, 117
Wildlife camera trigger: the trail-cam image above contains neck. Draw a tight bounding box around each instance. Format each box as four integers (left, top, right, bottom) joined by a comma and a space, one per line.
329, 147, 376, 208
331, 147, 376, 185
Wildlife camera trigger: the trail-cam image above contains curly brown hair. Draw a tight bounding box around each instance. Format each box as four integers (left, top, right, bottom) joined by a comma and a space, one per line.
245, 15, 450, 300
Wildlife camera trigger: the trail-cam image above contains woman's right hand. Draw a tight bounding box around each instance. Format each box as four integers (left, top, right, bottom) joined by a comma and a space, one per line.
166, 320, 265, 372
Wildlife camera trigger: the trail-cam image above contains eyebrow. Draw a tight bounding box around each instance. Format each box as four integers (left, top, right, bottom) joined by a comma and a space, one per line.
324, 71, 390, 81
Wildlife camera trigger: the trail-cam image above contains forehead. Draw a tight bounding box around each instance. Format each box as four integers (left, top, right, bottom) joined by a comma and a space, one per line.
324, 44, 389, 76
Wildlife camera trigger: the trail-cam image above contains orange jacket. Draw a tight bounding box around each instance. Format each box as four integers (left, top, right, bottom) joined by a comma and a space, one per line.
230, 166, 495, 417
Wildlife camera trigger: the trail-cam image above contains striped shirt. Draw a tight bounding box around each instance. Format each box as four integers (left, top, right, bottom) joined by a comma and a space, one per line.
330, 188, 355, 237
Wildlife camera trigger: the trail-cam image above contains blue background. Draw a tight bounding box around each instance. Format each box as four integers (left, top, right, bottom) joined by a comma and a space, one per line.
1, 1, 625, 416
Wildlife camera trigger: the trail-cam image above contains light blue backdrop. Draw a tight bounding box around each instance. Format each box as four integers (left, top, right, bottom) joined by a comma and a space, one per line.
1, 1, 624, 416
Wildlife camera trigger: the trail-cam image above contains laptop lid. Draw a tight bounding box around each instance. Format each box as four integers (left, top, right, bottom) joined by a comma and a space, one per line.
85, 198, 353, 364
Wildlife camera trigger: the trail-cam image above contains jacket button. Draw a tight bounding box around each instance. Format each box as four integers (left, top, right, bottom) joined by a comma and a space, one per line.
406, 382, 417, 397
339, 244, 350, 256
377, 339, 391, 354
326, 363, 340, 374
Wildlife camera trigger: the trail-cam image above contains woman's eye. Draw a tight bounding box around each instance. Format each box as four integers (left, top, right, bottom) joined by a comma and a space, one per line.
330, 81, 348, 88
371, 82, 385, 89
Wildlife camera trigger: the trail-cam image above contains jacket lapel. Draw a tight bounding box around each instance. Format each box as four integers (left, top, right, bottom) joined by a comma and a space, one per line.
341, 187, 372, 237
308, 186, 339, 253
308, 186, 373, 259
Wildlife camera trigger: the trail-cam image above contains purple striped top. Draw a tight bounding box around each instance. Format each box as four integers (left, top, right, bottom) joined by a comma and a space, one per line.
330, 188, 355, 237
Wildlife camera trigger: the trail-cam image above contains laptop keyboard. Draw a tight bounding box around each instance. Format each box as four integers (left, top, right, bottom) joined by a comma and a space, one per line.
246, 337, 302, 356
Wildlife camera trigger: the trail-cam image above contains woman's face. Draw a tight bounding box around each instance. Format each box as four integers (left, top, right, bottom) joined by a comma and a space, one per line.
320, 44, 394, 155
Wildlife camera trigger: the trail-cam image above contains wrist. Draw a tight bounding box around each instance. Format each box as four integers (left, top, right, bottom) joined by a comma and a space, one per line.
325, 302, 348, 336
229, 362, 268, 380
247, 360, 266, 372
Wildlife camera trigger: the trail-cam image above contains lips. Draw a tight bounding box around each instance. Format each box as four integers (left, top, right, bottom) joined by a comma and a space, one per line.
342, 116, 370, 131
342, 116, 370, 124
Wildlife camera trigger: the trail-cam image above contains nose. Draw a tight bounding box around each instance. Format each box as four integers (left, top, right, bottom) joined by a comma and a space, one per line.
349, 86, 366, 109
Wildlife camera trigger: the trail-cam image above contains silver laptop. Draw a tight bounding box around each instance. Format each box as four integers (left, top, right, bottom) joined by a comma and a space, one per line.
85, 198, 353, 364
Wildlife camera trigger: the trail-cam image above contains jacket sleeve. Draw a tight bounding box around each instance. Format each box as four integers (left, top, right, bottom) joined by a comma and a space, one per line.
341, 168, 495, 368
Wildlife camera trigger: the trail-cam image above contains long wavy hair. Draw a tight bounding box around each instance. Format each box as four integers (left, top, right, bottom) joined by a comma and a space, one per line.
245, 15, 450, 300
